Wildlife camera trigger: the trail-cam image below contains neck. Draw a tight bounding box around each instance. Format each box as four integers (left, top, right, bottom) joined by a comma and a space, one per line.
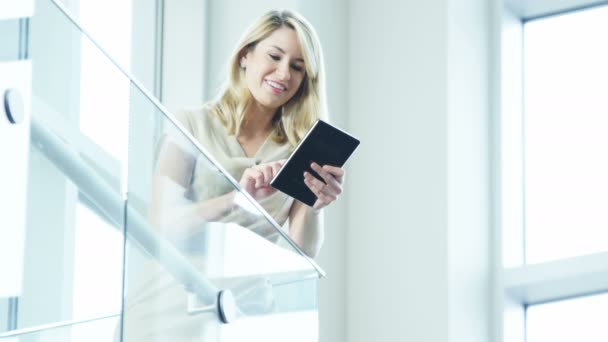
240, 102, 277, 137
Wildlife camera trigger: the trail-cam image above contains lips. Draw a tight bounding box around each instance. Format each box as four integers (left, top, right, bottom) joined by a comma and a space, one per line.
265, 79, 287, 93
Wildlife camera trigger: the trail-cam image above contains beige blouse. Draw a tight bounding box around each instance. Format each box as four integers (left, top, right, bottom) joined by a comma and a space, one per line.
172, 107, 305, 241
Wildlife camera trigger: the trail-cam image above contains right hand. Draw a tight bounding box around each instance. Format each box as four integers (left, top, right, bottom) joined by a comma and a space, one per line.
239, 160, 285, 201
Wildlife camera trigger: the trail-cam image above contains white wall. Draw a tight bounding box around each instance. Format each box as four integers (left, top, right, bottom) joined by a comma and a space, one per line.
347, 1, 449, 340
347, 0, 492, 341
162, 0, 207, 112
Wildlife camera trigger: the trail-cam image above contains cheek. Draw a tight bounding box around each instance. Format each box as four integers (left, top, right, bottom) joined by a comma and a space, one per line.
244, 68, 261, 88
251, 65, 275, 86
292, 78, 305, 95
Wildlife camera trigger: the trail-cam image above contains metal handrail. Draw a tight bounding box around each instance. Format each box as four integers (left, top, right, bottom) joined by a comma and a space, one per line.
30, 115, 235, 322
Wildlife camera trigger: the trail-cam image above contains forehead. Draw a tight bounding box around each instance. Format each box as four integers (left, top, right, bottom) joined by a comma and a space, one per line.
257, 27, 303, 58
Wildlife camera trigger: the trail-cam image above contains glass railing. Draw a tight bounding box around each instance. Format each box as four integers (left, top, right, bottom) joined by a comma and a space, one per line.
1, 0, 324, 340
0, 315, 121, 341
122, 83, 321, 341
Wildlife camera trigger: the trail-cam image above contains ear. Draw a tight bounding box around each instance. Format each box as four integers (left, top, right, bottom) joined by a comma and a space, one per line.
238, 48, 251, 69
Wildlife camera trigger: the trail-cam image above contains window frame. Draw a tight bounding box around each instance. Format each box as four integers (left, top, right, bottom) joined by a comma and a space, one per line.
496, 1, 608, 341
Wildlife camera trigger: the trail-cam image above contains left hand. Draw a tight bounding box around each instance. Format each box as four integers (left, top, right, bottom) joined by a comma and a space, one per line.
303, 162, 345, 211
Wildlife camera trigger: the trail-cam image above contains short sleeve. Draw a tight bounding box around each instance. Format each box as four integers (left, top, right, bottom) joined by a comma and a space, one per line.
170, 110, 196, 137
152, 110, 197, 168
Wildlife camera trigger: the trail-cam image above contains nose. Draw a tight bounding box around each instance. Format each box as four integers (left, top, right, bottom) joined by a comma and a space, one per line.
275, 61, 291, 81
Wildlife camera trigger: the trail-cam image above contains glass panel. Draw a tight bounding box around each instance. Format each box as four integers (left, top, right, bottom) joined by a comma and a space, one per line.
77, 0, 133, 68
0, 315, 120, 341
523, 5, 608, 264
122, 83, 321, 340
0, 0, 126, 335
72, 202, 124, 319
0, 19, 20, 61
527, 293, 608, 342
77, 0, 132, 161
219, 278, 318, 340
3, 0, 323, 339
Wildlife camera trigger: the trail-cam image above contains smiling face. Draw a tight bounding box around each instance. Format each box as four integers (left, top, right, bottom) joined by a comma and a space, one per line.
241, 27, 306, 113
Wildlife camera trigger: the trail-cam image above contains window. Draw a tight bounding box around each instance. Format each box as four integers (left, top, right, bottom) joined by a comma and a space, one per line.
79, 0, 132, 163
501, 3, 608, 342
527, 293, 608, 342
522, 5, 608, 264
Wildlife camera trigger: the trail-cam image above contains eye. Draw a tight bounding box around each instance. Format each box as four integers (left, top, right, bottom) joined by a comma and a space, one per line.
291, 64, 304, 72
269, 54, 280, 61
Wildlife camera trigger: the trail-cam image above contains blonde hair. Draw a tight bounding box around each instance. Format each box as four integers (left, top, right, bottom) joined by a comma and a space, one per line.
207, 10, 328, 147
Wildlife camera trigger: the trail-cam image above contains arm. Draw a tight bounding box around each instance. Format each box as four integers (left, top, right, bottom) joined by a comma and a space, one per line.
288, 201, 324, 258
148, 137, 237, 240
148, 138, 286, 241
288, 162, 345, 258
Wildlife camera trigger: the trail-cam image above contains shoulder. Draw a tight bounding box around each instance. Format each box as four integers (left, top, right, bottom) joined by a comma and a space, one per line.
172, 106, 222, 137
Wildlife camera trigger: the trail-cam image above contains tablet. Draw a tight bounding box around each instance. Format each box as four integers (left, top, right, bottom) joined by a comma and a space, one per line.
270, 119, 360, 206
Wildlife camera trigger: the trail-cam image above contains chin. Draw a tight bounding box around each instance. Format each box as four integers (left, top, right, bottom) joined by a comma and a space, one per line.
252, 92, 288, 111
259, 100, 284, 111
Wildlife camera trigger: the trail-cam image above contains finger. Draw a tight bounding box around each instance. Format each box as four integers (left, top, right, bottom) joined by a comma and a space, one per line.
270, 162, 282, 178
303, 174, 321, 197
257, 165, 271, 186
240, 169, 259, 192
248, 169, 264, 188
304, 172, 327, 196
316, 191, 337, 204
241, 173, 255, 189
310, 162, 332, 183
306, 179, 336, 207
322, 165, 345, 180
311, 163, 346, 187
241, 168, 256, 182
310, 174, 341, 197
309, 164, 343, 195
323, 178, 343, 196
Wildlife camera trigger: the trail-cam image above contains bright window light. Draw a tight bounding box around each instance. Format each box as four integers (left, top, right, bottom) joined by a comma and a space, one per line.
527, 293, 608, 342
523, 5, 608, 264
78, 0, 132, 163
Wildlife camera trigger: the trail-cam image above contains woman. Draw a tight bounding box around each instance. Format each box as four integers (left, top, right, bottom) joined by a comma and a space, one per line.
150, 9, 344, 258
120, 10, 344, 341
